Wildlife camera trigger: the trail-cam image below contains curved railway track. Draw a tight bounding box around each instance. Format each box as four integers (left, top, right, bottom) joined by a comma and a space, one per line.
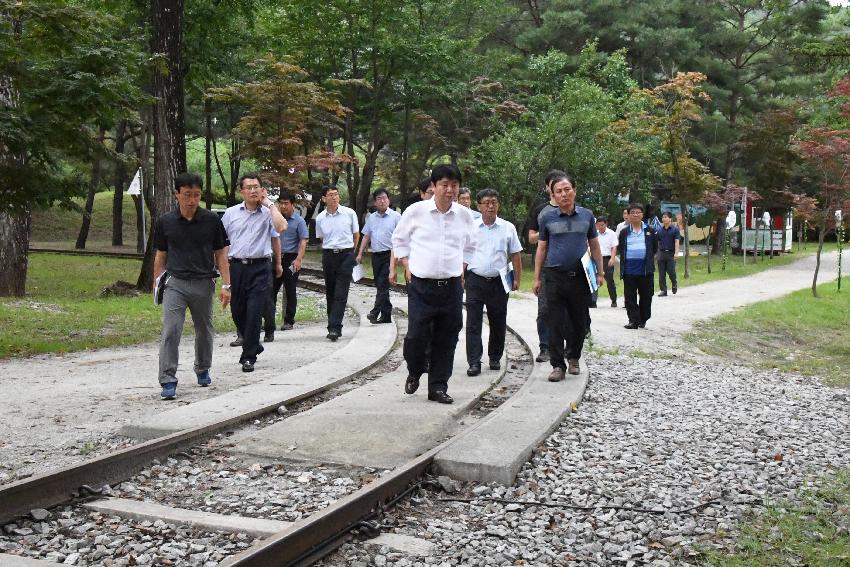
2, 251, 536, 567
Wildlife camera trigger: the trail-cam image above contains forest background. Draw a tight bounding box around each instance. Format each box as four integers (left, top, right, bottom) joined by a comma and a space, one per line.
1, 0, 850, 296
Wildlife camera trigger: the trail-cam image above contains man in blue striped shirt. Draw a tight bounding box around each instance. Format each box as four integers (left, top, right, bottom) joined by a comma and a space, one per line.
615, 203, 658, 329
357, 188, 401, 324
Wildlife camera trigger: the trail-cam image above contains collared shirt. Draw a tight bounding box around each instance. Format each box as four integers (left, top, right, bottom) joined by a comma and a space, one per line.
315, 205, 359, 249
624, 224, 647, 275
528, 202, 558, 233
153, 208, 228, 279
615, 220, 628, 236
466, 217, 523, 278
538, 205, 598, 270
280, 212, 308, 253
462, 205, 482, 221
657, 224, 681, 251
221, 203, 276, 259
597, 227, 618, 257
362, 208, 401, 252
392, 200, 478, 279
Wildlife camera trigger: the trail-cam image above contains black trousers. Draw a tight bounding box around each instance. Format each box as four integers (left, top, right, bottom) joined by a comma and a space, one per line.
657, 251, 677, 293
544, 269, 590, 369
263, 252, 300, 330
592, 255, 617, 303
536, 278, 549, 351
465, 272, 509, 366
369, 250, 392, 321
623, 273, 654, 325
404, 276, 463, 394
230, 260, 272, 363
322, 249, 354, 333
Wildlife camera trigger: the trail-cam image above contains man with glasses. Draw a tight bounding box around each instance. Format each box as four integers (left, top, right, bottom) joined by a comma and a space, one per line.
464, 188, 522, 376
153, 172, 231, 399
357, 188, 401, 324
221, 173, 287, 372
315, 185, 360, 341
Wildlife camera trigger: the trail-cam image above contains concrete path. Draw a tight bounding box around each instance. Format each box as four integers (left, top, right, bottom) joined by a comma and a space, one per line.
120, 293, 395, 440
0, 555, 58, 566
229, 297, 507, 469
558, 251, 839, 356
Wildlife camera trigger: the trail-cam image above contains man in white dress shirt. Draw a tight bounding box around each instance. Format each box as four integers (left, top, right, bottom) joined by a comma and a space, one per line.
464, 188, 522, 376
315, 185, 360, 341
593, 216, 619, 307
392, 164, 477, 404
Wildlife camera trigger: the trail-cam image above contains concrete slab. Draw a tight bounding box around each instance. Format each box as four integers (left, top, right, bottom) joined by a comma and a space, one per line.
83, 497, 289, 538
230, 302, 506, 469
366, 533, 437, 556
434, 297, 588, 485
119, 294, 396, 440
0, 555, 58, 567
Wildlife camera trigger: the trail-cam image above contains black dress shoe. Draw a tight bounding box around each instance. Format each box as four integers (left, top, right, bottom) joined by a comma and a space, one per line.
264, 331, 274, 342
467, 365, 481, 376
230, 336, 243, 347
658, 291, 668, 297
376, 317, 393, 324
624, 322, 639, 329
241, 361, 255, 372
637, 322, 646, 328
366, 313, 379, 324
428, 391, 454, 404
404, 375, 420, 394
489, 360, 501, 370
327, 330, 340, 341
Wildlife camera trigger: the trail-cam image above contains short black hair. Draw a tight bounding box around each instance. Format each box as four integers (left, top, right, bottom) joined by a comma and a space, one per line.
549, 172, 575, 191
430, 164, 462, 185
628, 203, 645, 213
544, 169, 566, 189
596, 216, 608, 224
418, 178, 433, 194
661, 211, 673, 220
322, 185, 339, 197
175, 172, 203, 192
278, 191, 296, 204
476, 188, 499, 202
239, 173, 262, 188
372, 188, 389, 200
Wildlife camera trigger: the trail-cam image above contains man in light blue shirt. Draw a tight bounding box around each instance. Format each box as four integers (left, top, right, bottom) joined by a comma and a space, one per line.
458, 187, 482, 220
615, 203, 658, 329
221, 173, 287, 372
464, 188, 523, 376
357, 188, 401, 324
315, 186, 360, 341
263, 191, 309, 336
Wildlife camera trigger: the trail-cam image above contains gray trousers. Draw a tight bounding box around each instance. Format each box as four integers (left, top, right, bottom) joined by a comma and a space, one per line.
159, 276, 215, 385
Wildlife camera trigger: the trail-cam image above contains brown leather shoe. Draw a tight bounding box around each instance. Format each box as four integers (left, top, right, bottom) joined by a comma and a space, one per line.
568, 359, 580, 375
548, 367, 565, 382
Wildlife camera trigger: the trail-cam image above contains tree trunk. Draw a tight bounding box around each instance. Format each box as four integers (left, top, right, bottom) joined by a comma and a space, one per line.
204, 97, 213, 209
75, 128, 107, 250
682, 206, 690, 278
812, 226, 825, 297
399, 100, 410, 205
0, 209, 31, 296
705, 221, 713, 274
140, 0, 186, 290
112, 120, 128, 246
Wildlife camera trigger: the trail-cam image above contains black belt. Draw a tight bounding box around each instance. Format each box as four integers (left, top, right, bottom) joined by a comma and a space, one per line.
372, 250, 391, 255
229, 257, 271, 265
544, 267, 582, 277
661, 249, 675, 252
412, 275, 460, 287
323, 248, 353, 254
468, 271, 499, 281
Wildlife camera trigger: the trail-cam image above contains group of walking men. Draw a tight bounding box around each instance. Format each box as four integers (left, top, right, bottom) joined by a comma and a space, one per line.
152, 165, 678, 403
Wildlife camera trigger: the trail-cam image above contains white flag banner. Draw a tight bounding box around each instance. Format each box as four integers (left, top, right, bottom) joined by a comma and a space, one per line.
127, 168, 142, 195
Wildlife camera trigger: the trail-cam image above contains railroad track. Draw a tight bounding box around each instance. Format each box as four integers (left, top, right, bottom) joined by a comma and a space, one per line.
0, 271, 534, 566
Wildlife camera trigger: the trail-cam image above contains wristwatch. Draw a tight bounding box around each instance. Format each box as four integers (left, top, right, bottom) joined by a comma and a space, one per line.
222, 284, 232, 290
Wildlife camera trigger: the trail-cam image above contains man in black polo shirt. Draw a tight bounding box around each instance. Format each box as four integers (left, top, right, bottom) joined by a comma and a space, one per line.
153, 172, 231, 400
656, 211, 681, 296
532, 172, 604, 382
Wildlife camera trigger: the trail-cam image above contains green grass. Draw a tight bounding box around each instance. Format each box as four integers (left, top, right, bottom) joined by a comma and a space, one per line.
517, 244, 840, 297
0, 253, 321, 359
31, 192, 149, 246
701, 471, 850, 566
687, 280, 850, 387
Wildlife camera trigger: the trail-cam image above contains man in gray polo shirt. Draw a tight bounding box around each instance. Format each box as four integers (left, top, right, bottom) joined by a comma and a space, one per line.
532, 172, 604, 381
263, 191, 308, 336
153, 172, 230, 400
357, 188, 401, 324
